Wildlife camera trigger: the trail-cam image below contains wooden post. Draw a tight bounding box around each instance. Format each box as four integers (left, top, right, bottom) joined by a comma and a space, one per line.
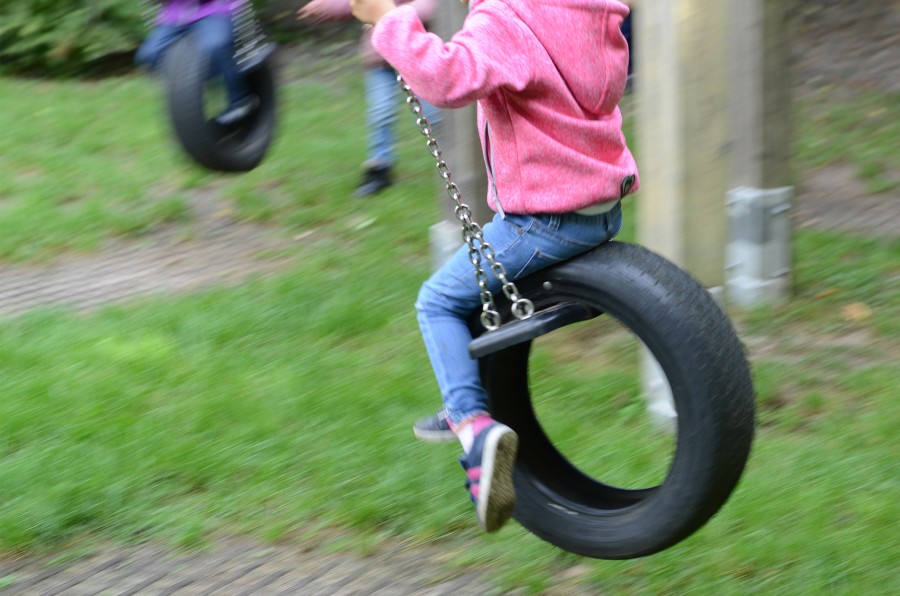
635, 0, 730, 288
635, 0, 792, 420
727, 0, 792, 190
429, 0, 490, 270
724, 0, 794, 306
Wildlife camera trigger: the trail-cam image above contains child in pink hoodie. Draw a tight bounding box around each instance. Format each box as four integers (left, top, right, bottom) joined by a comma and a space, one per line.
351, 0, 638, 533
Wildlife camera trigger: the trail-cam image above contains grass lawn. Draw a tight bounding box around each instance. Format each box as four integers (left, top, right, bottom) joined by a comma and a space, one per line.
0, 53, 898, 593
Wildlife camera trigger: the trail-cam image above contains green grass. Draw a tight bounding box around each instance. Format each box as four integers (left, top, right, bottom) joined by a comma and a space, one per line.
0, 55, 898, 593
0, 77, 196, 261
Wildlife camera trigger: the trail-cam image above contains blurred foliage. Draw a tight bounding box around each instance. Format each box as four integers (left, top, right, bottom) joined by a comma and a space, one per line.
0, 0, 147, 76
0, 0, 347, 78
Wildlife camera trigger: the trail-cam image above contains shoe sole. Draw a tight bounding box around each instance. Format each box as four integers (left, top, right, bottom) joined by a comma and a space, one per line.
477, 426, 518, 533
413, 428, 457, 443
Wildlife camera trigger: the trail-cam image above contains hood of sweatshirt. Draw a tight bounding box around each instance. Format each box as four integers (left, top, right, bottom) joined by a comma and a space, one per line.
470, 0, 631, 115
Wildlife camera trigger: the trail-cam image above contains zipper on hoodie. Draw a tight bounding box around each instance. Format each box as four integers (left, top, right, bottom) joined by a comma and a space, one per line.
483, 121, 505, 219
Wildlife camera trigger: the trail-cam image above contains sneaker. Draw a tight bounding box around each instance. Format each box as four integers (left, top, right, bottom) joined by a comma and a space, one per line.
459, 421, 518, 533
354, 165, 392, 197
214, 94, 260, 126
413, 409, 456, 443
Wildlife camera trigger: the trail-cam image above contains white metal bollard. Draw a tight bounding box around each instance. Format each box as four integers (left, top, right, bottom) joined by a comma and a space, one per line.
429, 220, 462, 272
725, 186, 793, 307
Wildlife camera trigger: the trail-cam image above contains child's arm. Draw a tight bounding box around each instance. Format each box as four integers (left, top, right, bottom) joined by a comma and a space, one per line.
353, 1, 534, 109
297, 0, 356, 23
408, 0, 437, 25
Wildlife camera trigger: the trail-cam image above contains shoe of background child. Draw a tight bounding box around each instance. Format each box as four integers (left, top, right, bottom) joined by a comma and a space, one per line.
354, 164, 392, 197
413, 409, 455, 443
215, 94, 260, 126
458, 420, 518, 533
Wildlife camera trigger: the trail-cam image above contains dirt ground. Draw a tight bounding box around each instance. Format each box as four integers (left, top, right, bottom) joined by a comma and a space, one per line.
788, 0, 900, 235
791, 0, 900, 96
0, 2, 897, 594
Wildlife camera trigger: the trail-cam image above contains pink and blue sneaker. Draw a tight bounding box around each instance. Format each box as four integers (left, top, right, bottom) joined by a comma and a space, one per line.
458, 419, 519, 533
413, 409, 455, 443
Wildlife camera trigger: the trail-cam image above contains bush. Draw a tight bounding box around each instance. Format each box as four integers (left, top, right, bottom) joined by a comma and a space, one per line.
0, 0, 147, 76
0, 1, 337, 78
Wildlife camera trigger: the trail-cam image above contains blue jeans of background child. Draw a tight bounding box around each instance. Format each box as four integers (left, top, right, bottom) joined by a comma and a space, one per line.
135, 15, 249, 107
365, 65, 440, 167
416, 204, 623, 426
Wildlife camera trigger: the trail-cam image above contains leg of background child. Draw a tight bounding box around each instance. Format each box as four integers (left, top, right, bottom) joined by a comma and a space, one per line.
419, 91, 442, 131
357, 66, 443, 196
356, 65, 399, 196
135, 25, 186, 71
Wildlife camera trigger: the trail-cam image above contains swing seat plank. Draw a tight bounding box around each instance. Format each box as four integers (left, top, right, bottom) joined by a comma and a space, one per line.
468, 302, 596, 359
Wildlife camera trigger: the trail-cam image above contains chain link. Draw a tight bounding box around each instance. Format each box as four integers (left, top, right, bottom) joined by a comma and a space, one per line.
232, 0, 270, 67
397, 76, 534, 331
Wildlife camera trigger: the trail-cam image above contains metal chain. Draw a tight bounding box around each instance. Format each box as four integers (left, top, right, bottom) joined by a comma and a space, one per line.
232, 0, 270, 67
397, 76, 534, 331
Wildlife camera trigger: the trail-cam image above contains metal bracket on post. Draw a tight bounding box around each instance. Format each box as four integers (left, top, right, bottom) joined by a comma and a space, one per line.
643, 347, 675, 431
725, 186, 793, 307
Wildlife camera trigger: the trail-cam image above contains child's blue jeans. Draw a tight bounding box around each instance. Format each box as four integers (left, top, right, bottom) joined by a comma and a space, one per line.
416, 204, 623, 426
365, 65, 440, 167
135, 15, 249, 107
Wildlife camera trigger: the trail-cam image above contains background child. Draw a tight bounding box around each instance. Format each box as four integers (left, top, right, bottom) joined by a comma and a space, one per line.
297, 0, 440, 196
350, 0, 638, 533
136, 0, 257, 126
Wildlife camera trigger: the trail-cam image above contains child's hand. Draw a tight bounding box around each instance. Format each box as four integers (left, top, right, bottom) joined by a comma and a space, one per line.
350, 0, 397, 25
297, 0, 327, 23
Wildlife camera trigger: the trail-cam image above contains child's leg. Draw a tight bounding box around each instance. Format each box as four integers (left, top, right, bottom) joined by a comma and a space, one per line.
415, 203, 623, 430
135, 25, 185, 71
363, 65, 401, 168
419, 97, 442, 130
189, 15, 249, 106
415, 203, 621, 532
363, 65, 441, 164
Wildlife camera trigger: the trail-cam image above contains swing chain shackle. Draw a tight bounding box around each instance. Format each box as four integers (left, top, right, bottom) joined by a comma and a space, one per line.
397, 76, 534, 331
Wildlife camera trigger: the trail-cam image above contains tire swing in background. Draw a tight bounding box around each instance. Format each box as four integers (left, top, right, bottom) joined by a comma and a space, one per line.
398, 79, 756, 560
161, 2, 278, 173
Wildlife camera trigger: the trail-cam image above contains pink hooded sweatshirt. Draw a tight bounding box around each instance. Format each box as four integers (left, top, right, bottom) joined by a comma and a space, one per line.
371, 0, 639, 215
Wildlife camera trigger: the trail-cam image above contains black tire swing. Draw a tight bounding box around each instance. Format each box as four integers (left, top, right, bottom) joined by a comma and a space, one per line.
160, 2, 278, 172
473, 243, 756, 559
398, 78, 755, 559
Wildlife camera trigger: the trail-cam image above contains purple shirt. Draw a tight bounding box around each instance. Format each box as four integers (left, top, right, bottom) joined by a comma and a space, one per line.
157, 0, 244, 26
